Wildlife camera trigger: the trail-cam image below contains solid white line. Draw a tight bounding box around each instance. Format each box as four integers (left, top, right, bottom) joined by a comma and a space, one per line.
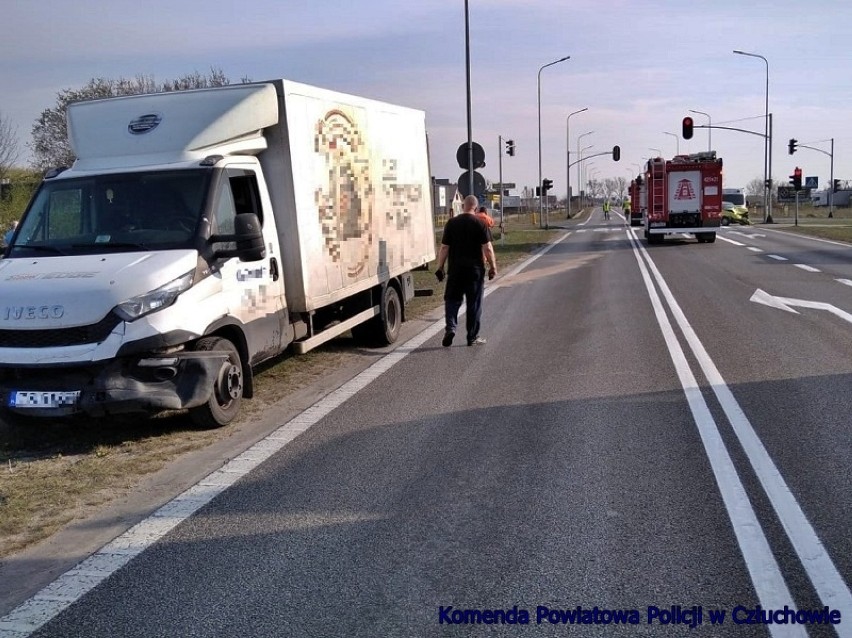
794, 264, 821, 273
760, 225, 852, 248
767, 255, 789, 261
626, 229, 804, 638
632, 229, 852, 637
0, 231, 572, 638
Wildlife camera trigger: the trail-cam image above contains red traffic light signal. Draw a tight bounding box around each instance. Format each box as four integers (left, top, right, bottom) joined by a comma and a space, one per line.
682, 116, 694, 140
789, 167, 802, 191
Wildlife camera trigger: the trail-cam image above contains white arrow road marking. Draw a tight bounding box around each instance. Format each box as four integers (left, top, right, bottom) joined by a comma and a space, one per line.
750, 288, 852, 324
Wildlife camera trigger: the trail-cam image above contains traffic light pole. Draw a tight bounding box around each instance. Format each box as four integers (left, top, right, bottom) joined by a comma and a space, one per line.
796, 138, 835, 218
498, 135, 504, 236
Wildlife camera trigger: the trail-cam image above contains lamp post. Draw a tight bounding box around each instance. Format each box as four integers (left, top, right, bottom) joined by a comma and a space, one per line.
649, 147, 661, 157
734, 49, 772, 223
577, 131, 593, 209
581, 147, 594, 206
663, 132, 680, 156
538, 55, 571, 228
690, 109, 712, 152
566, 107, 588, 218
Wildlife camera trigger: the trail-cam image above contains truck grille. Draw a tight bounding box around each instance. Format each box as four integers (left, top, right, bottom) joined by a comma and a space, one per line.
0, 314, 121, 348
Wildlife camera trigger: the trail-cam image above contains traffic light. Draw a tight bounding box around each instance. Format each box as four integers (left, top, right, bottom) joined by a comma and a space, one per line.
542, 179, 553, 193
789, 167, 802, 191
535, 186, 541, 196
612, 145, 621, 161
788, 138, 798, 155
682, 116, 694, 140
834, 179, 841, 193
506, 139, 515, 156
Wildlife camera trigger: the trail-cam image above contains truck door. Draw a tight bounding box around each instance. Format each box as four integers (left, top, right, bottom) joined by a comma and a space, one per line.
212, 167, 287, 363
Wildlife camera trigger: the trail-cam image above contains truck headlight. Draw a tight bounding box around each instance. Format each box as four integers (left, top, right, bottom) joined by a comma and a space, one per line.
114, 271, 194, 321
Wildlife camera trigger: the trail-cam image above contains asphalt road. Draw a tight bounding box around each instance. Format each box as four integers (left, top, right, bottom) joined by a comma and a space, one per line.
2, 210, 850, 638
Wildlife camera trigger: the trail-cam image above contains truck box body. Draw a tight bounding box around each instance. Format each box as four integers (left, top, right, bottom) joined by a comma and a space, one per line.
644, 152, 722, 244
0, 80, 434, 425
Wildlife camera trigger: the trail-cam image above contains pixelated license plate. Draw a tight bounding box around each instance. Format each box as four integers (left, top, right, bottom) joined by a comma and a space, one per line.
9, 391, 80, 409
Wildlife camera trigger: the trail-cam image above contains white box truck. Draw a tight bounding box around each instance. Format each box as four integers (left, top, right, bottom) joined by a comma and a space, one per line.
0, 80, 434, 427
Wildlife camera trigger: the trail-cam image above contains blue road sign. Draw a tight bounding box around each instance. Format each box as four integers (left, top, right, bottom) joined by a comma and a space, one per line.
805, 176, 818, 189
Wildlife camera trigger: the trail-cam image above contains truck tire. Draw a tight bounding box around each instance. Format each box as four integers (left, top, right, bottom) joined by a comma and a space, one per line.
376, 283, 402, 345
189, 336, 243, 429
351, 283, 402, 346
706, 232, 716, 243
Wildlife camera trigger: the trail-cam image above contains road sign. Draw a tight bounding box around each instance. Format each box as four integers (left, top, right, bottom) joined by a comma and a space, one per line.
805, 176, 818, 189
492, 182, 516, 190
458, 170, 486, 198
456, 142, 485, 169
777, 186, 812, 203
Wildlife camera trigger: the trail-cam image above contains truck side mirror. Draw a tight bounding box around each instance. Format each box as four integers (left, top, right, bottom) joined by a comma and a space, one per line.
211, 213, 266, 262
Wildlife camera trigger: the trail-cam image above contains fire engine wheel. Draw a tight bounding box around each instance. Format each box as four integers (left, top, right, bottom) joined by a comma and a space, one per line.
189, 336, 243, 429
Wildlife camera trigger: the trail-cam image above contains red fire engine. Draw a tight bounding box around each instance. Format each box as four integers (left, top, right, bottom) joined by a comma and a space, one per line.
643, 151, 723, 244
627, 175, 645, 227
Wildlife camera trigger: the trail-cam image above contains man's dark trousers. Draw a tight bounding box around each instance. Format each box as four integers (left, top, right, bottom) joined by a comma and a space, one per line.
444, 268, 485, 343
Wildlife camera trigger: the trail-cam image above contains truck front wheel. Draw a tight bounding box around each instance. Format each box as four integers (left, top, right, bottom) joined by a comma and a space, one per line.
189, 336, 243, 429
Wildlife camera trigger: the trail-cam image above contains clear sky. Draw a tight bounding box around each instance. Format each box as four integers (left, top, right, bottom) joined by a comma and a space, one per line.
2, 0, 851, 197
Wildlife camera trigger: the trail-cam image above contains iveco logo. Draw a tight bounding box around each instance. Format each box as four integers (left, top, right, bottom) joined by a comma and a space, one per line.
3, 306, 65, 320
128, 113, 162, 135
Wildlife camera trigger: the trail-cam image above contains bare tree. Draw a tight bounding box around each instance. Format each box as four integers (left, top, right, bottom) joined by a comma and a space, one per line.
745, 177, 764, 198
30, 68, 246, 171
0, 110, 19, 183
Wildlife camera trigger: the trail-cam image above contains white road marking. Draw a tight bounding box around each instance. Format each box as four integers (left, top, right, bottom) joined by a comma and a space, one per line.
767, 255, 788, 261
717, 235, 746, 246
836, 278, 852, 287
631, 227, 852, 636
751, 288, 852, 325
747, 246, 764, 253
794, 264, 821, 273
627, 229, 805, 638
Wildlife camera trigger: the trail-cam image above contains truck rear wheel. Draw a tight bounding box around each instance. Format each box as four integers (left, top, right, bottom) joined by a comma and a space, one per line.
352, 283, 402, 346
189, 336, 243, 429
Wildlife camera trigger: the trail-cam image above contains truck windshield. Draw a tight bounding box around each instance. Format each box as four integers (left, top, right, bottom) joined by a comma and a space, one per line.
722, 193, 746, 207
8, 169, 211, 257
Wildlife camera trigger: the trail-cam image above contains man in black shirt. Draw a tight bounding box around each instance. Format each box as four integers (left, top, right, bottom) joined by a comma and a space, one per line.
434, 195, 498, 346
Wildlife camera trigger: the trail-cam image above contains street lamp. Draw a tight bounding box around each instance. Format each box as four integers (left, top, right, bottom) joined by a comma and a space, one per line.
577, 131, 593, 209
649, 147, 661, 157
538, 54, 571, 228
663, 131, 680, 156
579, 142, 593, 207
734, 49, 772, 223
689, 109, 712, 152
566, 107, 588, 218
